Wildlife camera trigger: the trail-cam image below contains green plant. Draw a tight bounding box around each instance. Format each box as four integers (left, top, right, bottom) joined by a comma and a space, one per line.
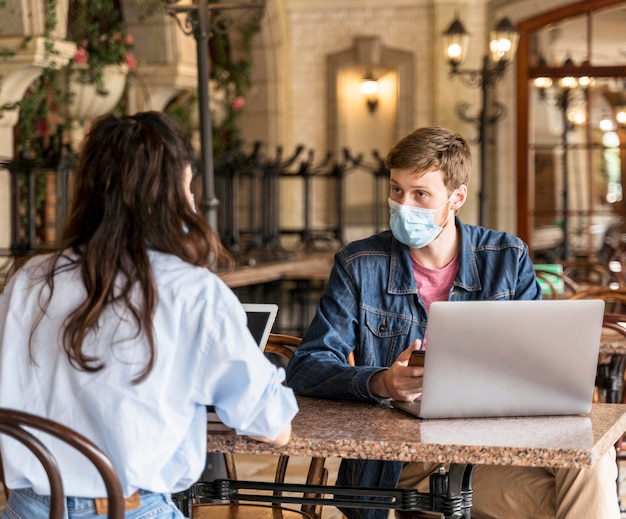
0, 0, 137, 155
67, 0, 136, 95
165, 18, 260, 160
6, 0, 63, 155
209, 21, 259, 158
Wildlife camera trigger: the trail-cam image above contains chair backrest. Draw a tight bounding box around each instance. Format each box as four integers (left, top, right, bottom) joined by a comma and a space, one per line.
567, 288, 626, 314
534, 269, 580, 299
563, 260, 621, 289
0, 408, 125, 519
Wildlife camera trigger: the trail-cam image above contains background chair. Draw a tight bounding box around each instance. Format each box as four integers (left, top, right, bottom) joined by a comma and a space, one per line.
562, 260, 622, 290
0, 408, 125, 519
534, 268, 580, 299
567, 289, 626, 402
567, 288, 626, 314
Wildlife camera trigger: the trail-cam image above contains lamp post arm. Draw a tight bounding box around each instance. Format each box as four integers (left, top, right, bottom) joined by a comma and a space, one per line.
479, 64, 489, 228
164, 1, 264, 230
194, 0, 219, 230
560, 91, 570, 261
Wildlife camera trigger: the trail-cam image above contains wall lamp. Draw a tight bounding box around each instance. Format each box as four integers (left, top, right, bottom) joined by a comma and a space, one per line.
360, 71, 379, 113
442, 14, 519, 227
533, 56, 592, 261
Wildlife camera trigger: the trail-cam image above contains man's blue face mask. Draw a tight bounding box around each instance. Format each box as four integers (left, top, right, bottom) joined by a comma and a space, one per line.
388, 190, 456, 249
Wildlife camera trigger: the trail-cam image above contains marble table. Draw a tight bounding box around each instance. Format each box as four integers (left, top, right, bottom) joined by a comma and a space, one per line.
205, 397, 626, 518
207, 396, 626, 469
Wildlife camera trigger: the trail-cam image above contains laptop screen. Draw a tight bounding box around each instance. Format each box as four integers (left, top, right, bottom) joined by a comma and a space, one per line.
241, 303, 278, 350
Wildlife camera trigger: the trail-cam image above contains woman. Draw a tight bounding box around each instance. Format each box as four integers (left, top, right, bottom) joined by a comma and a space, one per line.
0, 111, 297, 518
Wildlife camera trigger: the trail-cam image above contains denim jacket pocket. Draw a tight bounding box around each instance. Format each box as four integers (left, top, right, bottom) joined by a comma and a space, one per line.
365, 311, 410, 338
364, 310, 413, 366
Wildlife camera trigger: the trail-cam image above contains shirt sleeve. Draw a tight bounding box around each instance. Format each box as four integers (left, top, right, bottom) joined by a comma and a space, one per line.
191, 287, 298, 441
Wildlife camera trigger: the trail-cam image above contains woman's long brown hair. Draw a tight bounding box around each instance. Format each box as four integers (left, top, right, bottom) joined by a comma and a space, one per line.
35, 111, 231, 383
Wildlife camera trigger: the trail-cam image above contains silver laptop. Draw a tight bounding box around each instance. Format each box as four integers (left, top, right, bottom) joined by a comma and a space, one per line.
391, 299, 604, 419
242, 303, 279, 351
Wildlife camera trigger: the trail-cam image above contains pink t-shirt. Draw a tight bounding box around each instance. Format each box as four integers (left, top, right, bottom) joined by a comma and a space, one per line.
411, 254, 459, 348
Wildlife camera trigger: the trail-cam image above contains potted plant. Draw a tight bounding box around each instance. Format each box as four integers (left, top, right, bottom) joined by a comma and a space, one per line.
0, 0, 137, 152
65, 0, 136, 120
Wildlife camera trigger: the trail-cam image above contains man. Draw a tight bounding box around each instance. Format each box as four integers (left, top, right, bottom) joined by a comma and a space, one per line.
285, 127, 619, 519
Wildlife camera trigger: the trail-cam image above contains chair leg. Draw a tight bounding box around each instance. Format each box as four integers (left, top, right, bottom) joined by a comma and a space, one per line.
302, 457, 328, 519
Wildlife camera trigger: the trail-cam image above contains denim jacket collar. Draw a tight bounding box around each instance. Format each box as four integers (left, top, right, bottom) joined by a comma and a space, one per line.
387, 217, 482, 295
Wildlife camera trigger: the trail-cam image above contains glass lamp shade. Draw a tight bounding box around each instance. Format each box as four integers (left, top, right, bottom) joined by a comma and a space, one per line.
360, 77, 379, 97
442, 17, 470, 68
557, 57, 578, 89
599, 115, 616, 132
558, 76, 578, 89
533, 77, 553, 89
360, 72, 379, 113
489, 17, 519, 65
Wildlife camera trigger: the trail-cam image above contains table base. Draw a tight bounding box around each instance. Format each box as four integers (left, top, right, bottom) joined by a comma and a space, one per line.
180, 463, 475, 519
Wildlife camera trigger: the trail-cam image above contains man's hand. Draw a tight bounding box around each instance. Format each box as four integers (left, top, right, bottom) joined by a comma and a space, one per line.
368, 339, 424, 401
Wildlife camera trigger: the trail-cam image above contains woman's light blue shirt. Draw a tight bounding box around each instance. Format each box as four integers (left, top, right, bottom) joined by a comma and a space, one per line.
0, 250, 298, 498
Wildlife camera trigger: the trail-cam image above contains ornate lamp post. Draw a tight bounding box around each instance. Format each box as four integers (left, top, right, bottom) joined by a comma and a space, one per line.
164, 0, 264, 230
534, 58, 591, 260
442, 15, 519, 228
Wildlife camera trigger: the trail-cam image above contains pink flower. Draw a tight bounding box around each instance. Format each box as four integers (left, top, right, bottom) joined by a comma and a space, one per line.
231, 96, 246, 111
112, 32, 122, 42
35, 120, 49, 137
74, 47, 89, 65
125, 52, 137, 72
124, 34, 134, 46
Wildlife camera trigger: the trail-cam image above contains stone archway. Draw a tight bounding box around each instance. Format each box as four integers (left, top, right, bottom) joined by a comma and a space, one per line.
0, 0, 75, 252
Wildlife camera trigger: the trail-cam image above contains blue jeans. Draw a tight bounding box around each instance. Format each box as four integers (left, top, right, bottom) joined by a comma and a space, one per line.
2, 488, 187, 519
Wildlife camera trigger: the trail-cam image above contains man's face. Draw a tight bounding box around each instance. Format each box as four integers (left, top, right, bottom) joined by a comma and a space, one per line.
389, 169, 467, 225
389, 168, 450, 208
389, 168, 465, 228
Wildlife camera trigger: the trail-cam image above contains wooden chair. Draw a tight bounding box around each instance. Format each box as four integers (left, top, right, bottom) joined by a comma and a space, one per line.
567, 288, 626, 314
567, 289, 626, 401
562, 260, 622, 290
534, 269, 580, 299
0, 408, 125, 519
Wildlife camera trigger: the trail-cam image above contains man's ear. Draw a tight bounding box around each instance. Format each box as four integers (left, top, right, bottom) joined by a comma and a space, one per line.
452, 184, 468, 212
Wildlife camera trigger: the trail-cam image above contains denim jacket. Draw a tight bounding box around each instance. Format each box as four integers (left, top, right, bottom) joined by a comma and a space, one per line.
285, 218, 541, 519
